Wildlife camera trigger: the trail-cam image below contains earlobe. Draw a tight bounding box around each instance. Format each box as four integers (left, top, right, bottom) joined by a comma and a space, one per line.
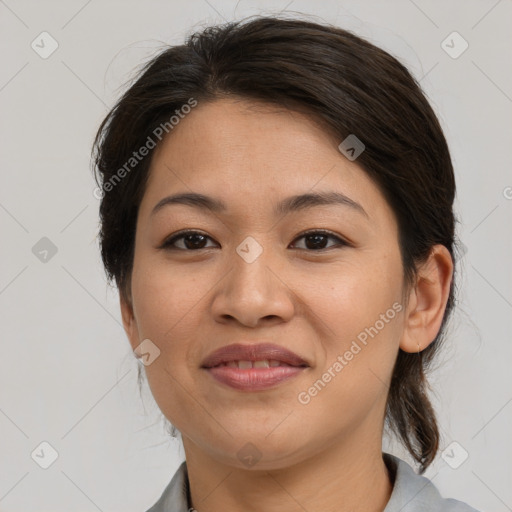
399, 245, 454, 353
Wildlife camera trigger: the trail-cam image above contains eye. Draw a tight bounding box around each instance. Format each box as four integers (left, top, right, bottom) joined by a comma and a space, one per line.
160, 230, 218, 251
160, 229, 349, 252
290, 230, 349, 251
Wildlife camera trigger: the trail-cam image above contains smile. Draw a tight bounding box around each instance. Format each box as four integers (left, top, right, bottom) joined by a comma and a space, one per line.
201, 343, 309, 391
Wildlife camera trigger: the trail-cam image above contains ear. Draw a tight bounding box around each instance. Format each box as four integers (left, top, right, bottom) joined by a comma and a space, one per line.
120, 290, 140, 353
400, 245, 454, 353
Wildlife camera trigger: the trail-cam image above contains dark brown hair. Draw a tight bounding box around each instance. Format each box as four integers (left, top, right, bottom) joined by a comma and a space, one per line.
92, 15, 460, 473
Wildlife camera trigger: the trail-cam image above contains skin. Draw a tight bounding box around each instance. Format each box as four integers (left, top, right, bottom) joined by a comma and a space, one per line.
121, 97, 453, 512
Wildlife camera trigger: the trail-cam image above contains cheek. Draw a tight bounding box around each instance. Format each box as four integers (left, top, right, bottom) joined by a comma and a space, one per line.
130, 260, 210, 431
312, 254, 403, 337
304, 255, 403, 399
297, 307, 402, 439
129, 255, 211, 410
131, 255, 206, 344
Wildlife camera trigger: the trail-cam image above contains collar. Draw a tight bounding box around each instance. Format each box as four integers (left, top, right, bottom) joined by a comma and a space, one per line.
145, 453, 478, 511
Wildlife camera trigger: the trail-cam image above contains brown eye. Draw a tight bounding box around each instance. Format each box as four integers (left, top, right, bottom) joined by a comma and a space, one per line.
160, 229, 349, 252
291, 230, 348, 251
161, 231, 217, 251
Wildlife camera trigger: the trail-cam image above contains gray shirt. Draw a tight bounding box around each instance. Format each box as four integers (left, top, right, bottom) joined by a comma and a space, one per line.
145, 452, 480, 511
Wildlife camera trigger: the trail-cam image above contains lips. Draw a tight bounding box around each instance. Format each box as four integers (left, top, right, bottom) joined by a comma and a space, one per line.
201, 343, 309, 391
201, 343, 309, 369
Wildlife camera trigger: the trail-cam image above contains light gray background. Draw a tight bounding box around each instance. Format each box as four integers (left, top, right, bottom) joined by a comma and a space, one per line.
1, 1, 511, 511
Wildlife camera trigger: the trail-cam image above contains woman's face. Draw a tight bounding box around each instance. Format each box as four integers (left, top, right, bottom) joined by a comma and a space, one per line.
122, 97, 409, 469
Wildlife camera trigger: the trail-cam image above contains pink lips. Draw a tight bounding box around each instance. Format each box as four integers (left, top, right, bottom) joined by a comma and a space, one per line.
201, 343, 309, 391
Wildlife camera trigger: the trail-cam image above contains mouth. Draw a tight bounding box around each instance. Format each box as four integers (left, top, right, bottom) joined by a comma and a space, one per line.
201, 343, 309, 391
209, 359, 303, 369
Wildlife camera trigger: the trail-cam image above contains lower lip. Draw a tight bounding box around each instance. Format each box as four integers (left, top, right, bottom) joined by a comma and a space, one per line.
204, 365, 306, 391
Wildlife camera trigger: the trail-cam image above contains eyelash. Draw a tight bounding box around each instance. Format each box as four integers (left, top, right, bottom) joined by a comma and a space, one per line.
160, 229, 350, 252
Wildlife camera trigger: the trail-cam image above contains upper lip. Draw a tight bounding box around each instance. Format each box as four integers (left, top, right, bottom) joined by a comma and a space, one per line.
201, 343, 309, 368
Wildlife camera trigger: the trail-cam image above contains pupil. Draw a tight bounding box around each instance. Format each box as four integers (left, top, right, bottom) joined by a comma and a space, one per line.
306, 234, 326, 250
185, 234, 206, 249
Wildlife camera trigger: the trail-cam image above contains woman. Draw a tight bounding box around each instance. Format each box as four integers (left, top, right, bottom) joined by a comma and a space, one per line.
92, 15, 480, 512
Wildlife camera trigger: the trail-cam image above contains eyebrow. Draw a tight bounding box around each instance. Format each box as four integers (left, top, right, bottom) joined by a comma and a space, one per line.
150, 190, 369, 219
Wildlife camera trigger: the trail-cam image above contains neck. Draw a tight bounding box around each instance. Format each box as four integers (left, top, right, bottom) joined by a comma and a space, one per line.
183, 424, 393, 512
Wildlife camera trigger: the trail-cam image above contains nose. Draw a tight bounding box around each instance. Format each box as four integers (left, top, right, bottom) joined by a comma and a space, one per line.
210, 240, 295, 328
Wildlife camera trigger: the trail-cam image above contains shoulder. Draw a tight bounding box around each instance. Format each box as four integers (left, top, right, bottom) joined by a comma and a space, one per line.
383, 453, 481, 512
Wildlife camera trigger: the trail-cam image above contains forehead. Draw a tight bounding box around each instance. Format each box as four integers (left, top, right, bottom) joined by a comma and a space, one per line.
150, 98, 350, 174
138, 98, 393, 228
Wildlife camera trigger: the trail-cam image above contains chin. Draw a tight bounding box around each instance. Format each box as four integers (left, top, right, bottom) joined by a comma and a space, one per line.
208, 430, 311, 470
